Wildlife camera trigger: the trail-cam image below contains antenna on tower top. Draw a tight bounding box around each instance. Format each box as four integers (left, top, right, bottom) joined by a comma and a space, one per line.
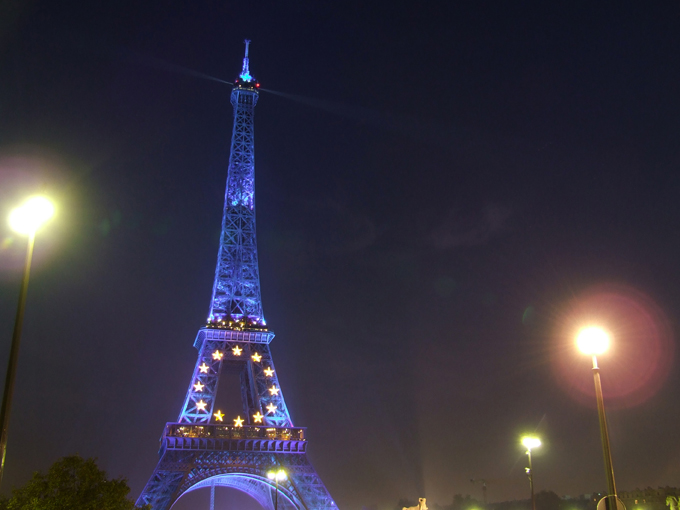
240, 39, 253, 81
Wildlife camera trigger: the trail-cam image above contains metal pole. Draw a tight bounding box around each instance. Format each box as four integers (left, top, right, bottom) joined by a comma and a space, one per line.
0, 232, 35, 486
591, 355, 617, 510
528, 450, 535, 510
275, 477, 279, 510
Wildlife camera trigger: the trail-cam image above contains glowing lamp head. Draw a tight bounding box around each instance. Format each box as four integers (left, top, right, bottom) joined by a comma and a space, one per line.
9, 196, 55, 235
577, 326, 610, 355
267, 469, 286, 481
522, 436, 541, 450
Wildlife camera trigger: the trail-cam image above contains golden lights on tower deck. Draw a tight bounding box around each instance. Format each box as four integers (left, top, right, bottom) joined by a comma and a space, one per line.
205, 316, 268, 332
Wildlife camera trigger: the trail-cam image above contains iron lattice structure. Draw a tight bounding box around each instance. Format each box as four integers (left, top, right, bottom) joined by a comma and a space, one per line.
210, 39, 263, 326
136, 41, 337, 510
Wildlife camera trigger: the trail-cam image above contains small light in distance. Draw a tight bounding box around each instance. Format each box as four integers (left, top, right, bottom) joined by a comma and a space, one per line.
521, 436, 541, 450
267, 469, 286, 481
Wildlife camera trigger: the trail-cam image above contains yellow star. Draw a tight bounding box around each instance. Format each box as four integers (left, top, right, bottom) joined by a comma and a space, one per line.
214, 410, 224, 421
266, 403, 277, 414
234, 415, 244, 427
212, 350, 223, 360
269, 386, 280, 396
263, 367, 274, 377
252, 352, 262, 362
253, 411, 264, 423
196, 400, 207, 411
199, 363, 209, 373
232, 345, 242, 356
193, 381, 204, 392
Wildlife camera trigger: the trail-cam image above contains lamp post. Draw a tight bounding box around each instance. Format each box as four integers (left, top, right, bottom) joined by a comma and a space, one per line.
267, 468, 287, 510
0, 196, 54, 485
522, 436, 541, 510
577, 326, 618, 510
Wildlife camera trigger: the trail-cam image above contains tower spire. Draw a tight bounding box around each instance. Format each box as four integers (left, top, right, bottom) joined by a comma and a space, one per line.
239, 39, 253, 81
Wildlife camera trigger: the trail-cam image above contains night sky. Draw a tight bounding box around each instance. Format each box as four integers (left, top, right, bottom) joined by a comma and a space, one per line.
1, 2, 680, 509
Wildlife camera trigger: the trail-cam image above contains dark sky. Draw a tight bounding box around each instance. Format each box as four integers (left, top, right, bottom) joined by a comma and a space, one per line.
1, 2, 680, 509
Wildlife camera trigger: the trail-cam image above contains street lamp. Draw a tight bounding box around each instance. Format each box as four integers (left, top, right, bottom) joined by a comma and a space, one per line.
267, 468, 287, 510
522, 436, 541, 510
577, 326, 618, 510
0, 196, 55, 485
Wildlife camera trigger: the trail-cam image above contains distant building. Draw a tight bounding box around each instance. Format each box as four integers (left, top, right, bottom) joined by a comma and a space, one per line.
619, 487, 679, 510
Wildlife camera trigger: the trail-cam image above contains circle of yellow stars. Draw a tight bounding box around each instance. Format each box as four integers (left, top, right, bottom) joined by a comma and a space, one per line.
192, 343, 282, 424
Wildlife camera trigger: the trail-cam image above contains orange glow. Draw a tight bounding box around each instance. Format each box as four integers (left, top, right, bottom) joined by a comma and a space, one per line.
551, 283, 674, 408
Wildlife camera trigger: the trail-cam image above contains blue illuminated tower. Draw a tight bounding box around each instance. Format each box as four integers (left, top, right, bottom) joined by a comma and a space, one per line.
136, 41, 337, 510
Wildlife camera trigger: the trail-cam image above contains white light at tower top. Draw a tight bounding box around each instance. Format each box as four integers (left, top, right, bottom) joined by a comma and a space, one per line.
240, 39, 253, 81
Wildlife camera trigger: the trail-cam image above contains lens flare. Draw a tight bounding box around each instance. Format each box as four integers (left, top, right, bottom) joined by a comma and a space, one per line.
8, 195, 55, 235
576, 326, 610, 355
0, 152, 64, 275
552, 284, 674, 408
521, 436, 541, 450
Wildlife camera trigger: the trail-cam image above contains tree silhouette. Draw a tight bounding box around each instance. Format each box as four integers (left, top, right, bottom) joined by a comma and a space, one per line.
0, 455, 148, 510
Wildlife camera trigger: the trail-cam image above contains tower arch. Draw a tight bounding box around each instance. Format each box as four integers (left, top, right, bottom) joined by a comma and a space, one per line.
176, 472, 300, 510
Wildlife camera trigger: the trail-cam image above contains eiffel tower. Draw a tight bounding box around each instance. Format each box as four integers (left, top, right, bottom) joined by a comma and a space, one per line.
136, 41, 337, 510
